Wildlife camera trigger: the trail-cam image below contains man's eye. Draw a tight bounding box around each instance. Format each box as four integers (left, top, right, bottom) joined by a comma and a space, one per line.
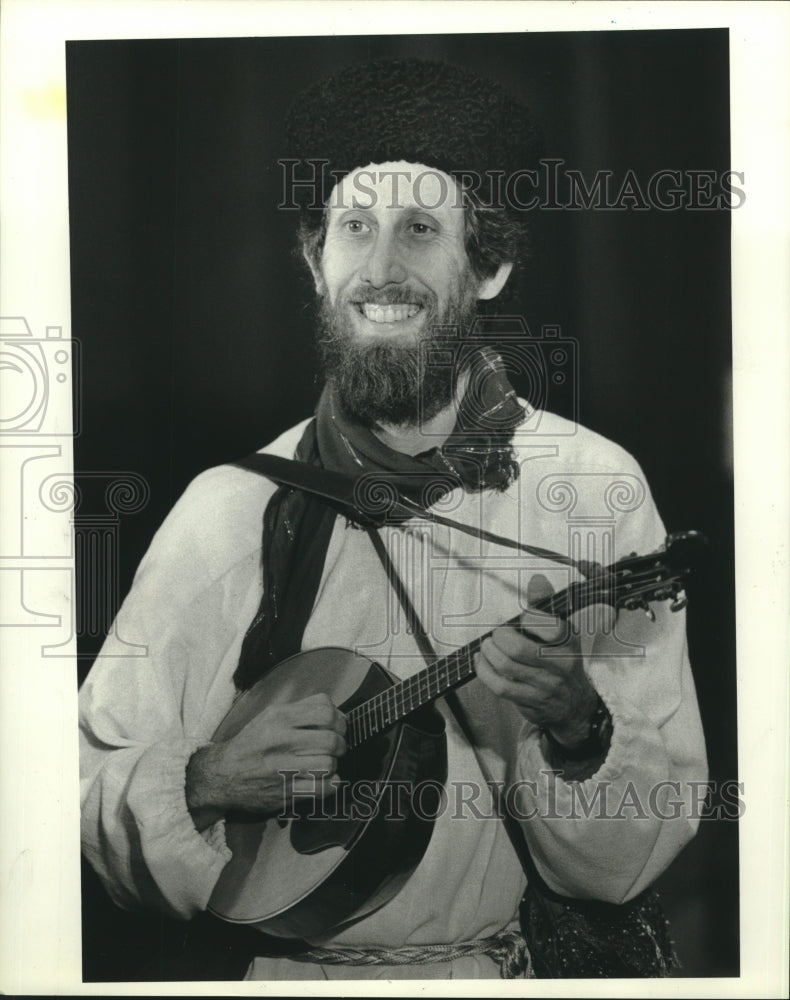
408, 222, 434, 235
345, 220, 370, 234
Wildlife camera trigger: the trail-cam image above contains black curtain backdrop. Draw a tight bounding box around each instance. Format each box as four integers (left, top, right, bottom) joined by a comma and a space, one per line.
67, 30, 737, 980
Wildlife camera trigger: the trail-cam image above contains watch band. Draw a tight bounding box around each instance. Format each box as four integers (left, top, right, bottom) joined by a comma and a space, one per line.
541, 696, 613, 762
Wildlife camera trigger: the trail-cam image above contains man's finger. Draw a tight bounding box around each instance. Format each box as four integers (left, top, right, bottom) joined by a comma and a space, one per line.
515, 610, 566, 645
290, 772, 341, 800
490, 625, 549, 663
291, 729, 347, 757
527, 572, 555, 607
518, 573, 560, 642
482, 635, 567, 683
570, 602, 617, 638
290, 694, 347, 735
475, 650, 546, 706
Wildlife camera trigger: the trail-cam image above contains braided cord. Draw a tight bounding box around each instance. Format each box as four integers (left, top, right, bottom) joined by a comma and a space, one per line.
290, 930, 533, 979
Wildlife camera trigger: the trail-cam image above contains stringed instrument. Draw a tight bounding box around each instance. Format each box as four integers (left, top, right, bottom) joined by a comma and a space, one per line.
207, 530, 706, 939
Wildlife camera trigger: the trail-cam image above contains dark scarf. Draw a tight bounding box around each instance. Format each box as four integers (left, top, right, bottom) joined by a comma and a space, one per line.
234, 348, 525, 691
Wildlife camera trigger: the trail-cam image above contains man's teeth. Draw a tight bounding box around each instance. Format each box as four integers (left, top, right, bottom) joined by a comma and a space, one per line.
361, 303, 420, 324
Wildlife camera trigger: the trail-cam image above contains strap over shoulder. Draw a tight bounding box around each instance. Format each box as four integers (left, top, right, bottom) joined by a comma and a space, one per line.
233, 450, 595, 577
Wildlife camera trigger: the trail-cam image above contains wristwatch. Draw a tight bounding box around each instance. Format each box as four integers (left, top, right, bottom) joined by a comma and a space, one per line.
541, 696, 613, 761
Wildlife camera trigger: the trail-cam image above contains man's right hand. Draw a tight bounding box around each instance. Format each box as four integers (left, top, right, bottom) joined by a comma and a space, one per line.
185, 693, 347, 831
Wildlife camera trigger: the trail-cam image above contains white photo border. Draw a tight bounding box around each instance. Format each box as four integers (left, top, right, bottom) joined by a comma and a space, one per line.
0, 1, 788, 996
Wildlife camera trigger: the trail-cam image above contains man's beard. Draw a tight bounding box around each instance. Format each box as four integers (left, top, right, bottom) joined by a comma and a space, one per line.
317, 279, 479, 429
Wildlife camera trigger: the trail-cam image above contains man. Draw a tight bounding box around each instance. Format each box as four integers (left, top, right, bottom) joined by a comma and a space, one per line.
79, 59, 707, 980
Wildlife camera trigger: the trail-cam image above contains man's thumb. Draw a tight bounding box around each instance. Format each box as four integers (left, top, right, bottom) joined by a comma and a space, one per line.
526, 573, 555, 607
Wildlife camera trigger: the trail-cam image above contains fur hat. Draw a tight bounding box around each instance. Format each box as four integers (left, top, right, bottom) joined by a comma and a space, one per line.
284, 58, 543, 210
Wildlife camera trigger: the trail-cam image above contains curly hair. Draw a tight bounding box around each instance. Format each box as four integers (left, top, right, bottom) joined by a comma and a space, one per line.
286, 58, 542, 291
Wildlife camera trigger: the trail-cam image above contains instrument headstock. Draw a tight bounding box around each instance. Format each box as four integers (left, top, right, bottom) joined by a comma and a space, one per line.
606, 530, 709, 617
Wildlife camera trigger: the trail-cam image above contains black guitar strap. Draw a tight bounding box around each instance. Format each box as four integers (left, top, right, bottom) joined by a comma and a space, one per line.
234, 450, 597, 577
365, 526, 440, 666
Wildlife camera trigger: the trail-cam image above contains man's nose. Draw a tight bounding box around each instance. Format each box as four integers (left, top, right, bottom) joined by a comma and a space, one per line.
359, 230, 407, 287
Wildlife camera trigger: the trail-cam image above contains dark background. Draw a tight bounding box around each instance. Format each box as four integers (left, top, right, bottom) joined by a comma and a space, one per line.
67, 30, 737, 980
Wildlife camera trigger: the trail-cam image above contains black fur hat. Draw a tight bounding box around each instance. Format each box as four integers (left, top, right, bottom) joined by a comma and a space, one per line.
284, 58, 543, 209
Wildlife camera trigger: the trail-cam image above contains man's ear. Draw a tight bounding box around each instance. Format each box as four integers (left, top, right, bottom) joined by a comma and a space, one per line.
477, 262, 513, 301
302, 247, 326, 295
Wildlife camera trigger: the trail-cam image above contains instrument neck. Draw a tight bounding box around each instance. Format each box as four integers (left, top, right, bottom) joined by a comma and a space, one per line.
345, 584, 577, 750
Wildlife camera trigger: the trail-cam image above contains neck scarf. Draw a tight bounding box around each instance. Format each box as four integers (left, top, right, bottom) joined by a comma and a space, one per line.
233, 348, 525, 690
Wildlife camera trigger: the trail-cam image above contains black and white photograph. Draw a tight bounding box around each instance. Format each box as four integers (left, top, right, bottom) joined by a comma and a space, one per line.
1, 2, 788, 995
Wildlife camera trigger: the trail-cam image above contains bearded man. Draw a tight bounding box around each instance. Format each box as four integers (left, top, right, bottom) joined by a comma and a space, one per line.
79, 59, 707, 981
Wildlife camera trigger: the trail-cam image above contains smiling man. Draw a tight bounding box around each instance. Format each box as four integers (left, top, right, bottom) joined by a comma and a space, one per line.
79, 59, 707, 981
312, 162, 512, 439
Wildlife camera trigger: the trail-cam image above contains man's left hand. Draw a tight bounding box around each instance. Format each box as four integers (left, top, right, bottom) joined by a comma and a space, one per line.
475, 603, 612, 747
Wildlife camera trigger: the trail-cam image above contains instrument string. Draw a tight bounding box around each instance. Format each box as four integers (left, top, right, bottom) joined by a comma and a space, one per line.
344, 560, 682, 749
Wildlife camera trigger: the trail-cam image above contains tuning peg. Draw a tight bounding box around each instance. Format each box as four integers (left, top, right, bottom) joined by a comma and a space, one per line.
624, 596, 656, 620
670, 591, 688, 612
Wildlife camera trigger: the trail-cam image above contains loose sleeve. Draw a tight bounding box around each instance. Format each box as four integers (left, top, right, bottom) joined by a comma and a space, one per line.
513, 453, 708, 903
79, 467, 266, 919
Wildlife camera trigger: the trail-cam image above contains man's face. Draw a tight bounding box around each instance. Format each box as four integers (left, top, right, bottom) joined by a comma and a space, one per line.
309, 161, 490, 429
318, 160, 472, 344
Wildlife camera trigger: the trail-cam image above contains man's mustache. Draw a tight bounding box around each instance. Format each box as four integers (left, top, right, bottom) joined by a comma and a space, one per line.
343, 286, 436, 309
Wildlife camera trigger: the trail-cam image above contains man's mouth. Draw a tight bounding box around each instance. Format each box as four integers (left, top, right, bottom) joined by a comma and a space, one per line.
356, 303, 422, 324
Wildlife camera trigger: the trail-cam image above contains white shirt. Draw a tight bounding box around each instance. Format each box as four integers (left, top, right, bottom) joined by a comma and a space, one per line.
79, 407, 707, 979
